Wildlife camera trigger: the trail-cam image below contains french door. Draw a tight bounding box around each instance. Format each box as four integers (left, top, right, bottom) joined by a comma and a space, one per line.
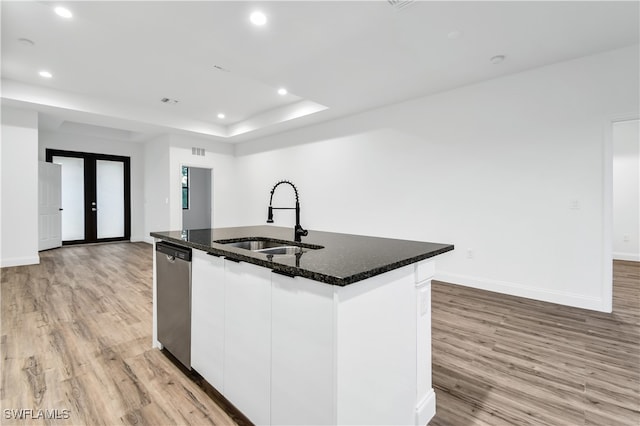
46, 149, 131, 245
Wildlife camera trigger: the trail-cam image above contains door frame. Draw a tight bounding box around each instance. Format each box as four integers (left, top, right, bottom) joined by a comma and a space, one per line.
602, 112, 639, 313
181, 165, 212, 230
46, 148, 131, 245
178, 163, 214, 231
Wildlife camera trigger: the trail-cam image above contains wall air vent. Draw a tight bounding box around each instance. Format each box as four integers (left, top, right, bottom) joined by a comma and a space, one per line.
192, 147, 205, 157
160, 97, 179, 104
387, 0, 415, 10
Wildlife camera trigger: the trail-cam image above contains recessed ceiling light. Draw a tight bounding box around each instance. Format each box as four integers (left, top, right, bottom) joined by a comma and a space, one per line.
490, 55, 506, 64
277, 88, 287, 96
39, 70, 53, 78
54, 6, 73, 19
250, 11, 267, 26
217, 113, 225, 119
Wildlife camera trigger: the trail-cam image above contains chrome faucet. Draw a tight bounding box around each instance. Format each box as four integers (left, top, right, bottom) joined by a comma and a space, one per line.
267, 180, 308, 242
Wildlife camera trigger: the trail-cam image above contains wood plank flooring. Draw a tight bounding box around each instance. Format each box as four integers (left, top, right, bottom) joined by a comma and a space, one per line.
1, 243, 244, 426
1, 243, 638, 425
430, 260, 640, 426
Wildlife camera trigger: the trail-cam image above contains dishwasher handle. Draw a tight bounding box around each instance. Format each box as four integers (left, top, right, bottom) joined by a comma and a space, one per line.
156, 241, 192, 261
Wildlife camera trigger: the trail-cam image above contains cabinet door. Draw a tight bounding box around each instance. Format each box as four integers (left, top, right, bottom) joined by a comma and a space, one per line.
224, 260, 272, 425
271, 273, 335, 425
191, 250, 225, 391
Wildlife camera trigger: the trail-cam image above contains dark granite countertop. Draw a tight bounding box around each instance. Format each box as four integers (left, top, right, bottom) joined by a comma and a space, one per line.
150, 226, 453, 286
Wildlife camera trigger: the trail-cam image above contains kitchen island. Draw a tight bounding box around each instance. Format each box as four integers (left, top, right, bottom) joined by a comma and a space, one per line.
151, 226, 453, 426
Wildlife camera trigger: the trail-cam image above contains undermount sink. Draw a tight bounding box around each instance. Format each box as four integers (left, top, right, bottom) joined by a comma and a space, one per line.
257, 246, 304, 255
215, 238, 323, 256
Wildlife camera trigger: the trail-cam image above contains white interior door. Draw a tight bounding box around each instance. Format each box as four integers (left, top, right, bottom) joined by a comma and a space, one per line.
52, 155, 86, 241
38, 161, 62, 251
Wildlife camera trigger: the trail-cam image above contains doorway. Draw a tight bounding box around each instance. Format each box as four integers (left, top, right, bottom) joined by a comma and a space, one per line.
46, 149, 131, 244
612, 119, 640, 261
181, 166, 212, 230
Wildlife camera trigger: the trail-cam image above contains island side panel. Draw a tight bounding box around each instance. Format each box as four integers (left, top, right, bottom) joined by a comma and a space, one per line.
334, 265, 418, 426
415, 259, 436, 425
152, 239, 160, 349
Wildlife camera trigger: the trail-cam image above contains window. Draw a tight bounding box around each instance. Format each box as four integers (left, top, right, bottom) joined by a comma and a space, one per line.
182, 166, 189, 209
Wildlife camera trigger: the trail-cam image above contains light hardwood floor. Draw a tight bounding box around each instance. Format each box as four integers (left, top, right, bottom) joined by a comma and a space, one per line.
1, 243, 638, 425
430, 260, 639, 426
1, 243, 246, 426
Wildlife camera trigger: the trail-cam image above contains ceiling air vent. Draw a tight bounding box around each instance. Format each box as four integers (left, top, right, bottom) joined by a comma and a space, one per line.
213, 65, 230, 72
192, 147, 205, 157
387, 0, 415, 10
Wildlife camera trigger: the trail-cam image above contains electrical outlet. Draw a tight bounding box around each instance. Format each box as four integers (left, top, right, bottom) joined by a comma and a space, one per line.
569, 199, 580, 210
467, 248, 474, 259
623, 235, 630, 242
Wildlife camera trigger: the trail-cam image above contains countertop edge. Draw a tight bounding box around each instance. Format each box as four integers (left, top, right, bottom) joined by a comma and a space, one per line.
151, 231, 454, 286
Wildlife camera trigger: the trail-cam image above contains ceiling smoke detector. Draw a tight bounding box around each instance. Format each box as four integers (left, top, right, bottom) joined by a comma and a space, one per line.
160, 97, 179, 104
387, 0, 415, 10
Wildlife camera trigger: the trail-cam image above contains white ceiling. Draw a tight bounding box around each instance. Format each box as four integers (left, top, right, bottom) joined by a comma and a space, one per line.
2, 1, 638, 143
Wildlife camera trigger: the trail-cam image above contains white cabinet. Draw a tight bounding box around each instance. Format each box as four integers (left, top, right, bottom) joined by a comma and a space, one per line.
191, 250, 225, 390
224, 260, 272, 425
185, 250, 437, 426
271, 273, 335, 425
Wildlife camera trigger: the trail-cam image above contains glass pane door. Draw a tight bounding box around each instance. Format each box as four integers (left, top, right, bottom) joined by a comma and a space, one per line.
47, 149, 130, 245
53, 156, 85, 241
96, 159, 125, 239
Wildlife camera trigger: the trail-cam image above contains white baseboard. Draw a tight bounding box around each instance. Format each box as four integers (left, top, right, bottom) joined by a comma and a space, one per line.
143, 236, 156, 245
415, 389, 436, 426
1, 255, 40, 268
613, 252, 640, 262
434, 271, 605, 312
130, 235, 144, 242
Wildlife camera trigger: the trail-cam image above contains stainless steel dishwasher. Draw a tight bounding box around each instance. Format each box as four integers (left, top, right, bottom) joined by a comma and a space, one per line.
156, 241, 192, 369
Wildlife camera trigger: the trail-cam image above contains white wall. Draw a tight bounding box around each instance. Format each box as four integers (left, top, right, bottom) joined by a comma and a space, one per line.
613, 119, 640, 261
144, 134, 171, 243
233, 45, 640, 312
143, 134, 235, 242
167, 134, 236, 232
39, 130, 146, 241
1, 107, 39, 267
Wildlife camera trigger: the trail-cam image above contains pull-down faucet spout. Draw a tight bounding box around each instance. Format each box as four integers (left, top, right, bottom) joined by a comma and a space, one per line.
267, 180, 308, 242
